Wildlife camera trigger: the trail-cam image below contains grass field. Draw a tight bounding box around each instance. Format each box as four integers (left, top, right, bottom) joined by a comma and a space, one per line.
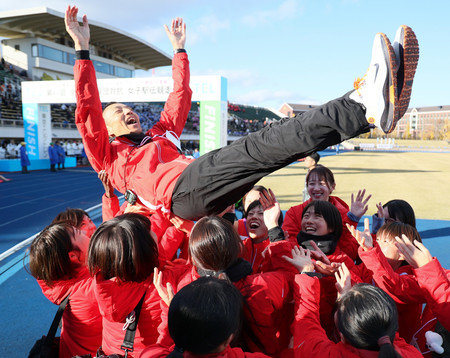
255, 151, 450, 221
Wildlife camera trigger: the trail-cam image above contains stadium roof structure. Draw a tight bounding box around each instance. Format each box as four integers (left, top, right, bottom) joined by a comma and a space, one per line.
0, 7, 172, 70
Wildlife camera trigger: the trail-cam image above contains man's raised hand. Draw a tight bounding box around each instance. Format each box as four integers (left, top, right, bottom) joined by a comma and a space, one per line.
65, 5, 90, 50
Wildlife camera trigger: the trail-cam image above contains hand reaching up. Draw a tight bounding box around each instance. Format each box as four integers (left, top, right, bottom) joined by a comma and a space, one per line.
64, 5, 90, 50
282, 245, 314, 273
164, 17, 186, 51
260, 188, 281, 230
335, 263, 352, 298
350, 189, 371, 219
346, 217, 373, 251
394, 235, 433, 268
153, 267, 175, 306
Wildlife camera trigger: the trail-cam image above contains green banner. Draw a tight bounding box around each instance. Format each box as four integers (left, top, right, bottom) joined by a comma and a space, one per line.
200, 100, 223, 154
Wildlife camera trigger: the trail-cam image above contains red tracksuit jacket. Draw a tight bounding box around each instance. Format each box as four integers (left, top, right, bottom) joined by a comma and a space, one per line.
414, 258, 450, 331
74, 53, 192, 218
37, 267, 102, 358
158, 264, 293, 357
282, 196, 359, 260
350, 245, 423, 344
292, 274, 423, 357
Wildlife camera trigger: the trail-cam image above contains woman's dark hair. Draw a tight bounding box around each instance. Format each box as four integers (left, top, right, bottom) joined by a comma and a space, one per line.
377, 221, 422, 244
189, 216, 242, 272
383, 200, 416, 228
87, 213, 158, 282
242, 185, 267, 211
52, 208, 90, 228
305, 165, 335, 190
337, 283, 401, 358
244, 200, 284, 226
29, 222, 76, 286
302, 200, 342, 239
168, 277, 243, 356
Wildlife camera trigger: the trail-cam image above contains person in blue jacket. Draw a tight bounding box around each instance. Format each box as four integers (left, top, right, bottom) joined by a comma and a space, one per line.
48, 142, 58, 172
20, 141, 30, 174
56, 141, 66, 170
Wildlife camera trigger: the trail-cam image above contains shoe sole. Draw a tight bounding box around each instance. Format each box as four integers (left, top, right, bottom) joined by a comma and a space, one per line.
378, 33, 398, 134
394, 25, 419, 121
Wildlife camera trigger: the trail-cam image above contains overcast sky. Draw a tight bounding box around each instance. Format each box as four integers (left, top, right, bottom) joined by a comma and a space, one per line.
2, 0, 449, 110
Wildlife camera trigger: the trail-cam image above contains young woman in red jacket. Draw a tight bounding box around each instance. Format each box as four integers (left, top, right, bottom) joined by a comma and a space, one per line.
51, 207, 97, 239
87, 213, 178, 357
283, 246, 422, 357
347, 221, 426, 345
282, 165, 371, 260
155, 216, 293, 357
265, 200, 354, 338
140, 277, 270, 358
29, 222, 102, 358
239, 189, 285, 273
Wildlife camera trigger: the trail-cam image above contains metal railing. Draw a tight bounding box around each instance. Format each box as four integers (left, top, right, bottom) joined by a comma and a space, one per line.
0, 198, 124, 285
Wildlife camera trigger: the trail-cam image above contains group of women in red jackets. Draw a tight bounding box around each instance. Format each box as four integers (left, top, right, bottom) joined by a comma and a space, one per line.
28, 163, 449, 358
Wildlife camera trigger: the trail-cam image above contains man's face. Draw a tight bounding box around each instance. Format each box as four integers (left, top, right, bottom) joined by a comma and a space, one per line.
103, 103, 142, 137
304, 156, 316, 170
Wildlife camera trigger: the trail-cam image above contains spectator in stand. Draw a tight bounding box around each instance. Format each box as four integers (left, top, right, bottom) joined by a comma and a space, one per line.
19, 141, 30, 174
0, 143, 6, 159
6, 140, 18, 158
48, 142, 58, 172
192, 148, 200, 159
66, 140, 76, 157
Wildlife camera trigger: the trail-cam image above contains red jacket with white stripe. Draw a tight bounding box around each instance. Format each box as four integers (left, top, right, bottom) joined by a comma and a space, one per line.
37, 267, 102, 358
74, 53, 192, 218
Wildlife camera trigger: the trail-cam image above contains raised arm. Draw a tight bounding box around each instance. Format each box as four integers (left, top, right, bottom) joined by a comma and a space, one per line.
65, 6, 111, 172
152, 18, 192, 138
164, 17, 186, 52
64, 5, 90, 50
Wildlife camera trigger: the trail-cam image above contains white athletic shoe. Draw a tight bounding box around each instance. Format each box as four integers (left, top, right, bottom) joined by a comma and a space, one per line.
350, 33, 398, 134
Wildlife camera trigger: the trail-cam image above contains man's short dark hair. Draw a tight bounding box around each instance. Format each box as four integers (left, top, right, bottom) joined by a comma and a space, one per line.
309, 152, 320, 164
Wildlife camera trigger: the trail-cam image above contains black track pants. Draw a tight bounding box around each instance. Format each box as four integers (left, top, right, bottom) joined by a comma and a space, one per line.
171, 92, 370, 220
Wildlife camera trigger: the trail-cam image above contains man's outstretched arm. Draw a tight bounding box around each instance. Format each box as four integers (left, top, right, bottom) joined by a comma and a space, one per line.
65, 5, 110, 172
153, 18, 193, 138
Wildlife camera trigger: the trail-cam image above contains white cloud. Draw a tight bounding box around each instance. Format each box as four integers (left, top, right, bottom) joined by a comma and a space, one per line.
241, 0, 300, 27
188, 14, 230, 45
